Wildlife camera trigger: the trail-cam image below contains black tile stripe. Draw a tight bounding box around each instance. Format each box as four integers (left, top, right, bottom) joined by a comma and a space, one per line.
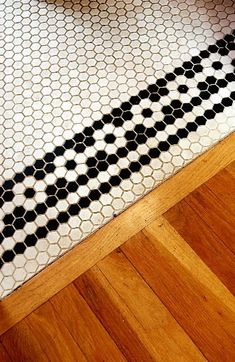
0, 31, 234, 205
0, 31, 234, 266
1, 90, 234, 267
1, 70, 234, 243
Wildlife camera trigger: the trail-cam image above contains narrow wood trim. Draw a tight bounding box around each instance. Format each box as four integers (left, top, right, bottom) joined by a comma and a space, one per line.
0, 133, 234, 335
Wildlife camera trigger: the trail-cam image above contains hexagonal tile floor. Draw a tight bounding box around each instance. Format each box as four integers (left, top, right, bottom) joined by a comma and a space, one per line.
0, 0, 234, 298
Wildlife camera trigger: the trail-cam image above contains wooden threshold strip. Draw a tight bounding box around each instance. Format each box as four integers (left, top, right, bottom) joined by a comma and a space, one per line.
0, 133, 234, 335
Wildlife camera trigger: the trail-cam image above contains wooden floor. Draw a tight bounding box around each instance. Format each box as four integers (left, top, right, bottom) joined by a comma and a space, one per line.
0, 150, 234, 360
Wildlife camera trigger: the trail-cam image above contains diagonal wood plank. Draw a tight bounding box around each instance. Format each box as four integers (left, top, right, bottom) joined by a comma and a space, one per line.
185, 184, 235, 254
74, 266, 158, 361
50, 284, 126, 361
165, 200, 235, 294
122, 217, 235, 361
0, 342, 12, 362
226, 160, 235, 178
144, 217, 235, 310
97, 249, 206, 361
0, 320, 49, 362
25, 302, 86, 362
205, 168, 235, 216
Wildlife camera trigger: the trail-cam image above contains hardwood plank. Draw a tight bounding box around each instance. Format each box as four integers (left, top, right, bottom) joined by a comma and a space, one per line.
74, 266, 158, 361
165, 200, 235, 294
205, 168, 235, 216
50, 284, 126, 361
0, 320, 49, 362
226, 160, 235, 178
25, 302, 86, 362
186, 184, 235, 254
145, 217, 235, 310
0, 342, 12, 362
97, 249, 205, 361
122, 217, 235, 361
0, 133, 234, 336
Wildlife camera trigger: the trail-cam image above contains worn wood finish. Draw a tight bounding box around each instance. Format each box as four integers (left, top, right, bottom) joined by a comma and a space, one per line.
75, 266, 155, 361
0, 134, 234, 336
122, 219, 235, 361
97, 250, 205, 362
50, 284, 125, 361
25, 302, 86, 362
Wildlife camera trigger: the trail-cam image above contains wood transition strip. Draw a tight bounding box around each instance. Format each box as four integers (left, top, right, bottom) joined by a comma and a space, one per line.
0, 133, 234, 335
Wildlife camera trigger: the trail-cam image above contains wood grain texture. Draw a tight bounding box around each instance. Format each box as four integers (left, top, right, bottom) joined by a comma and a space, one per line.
97, 249, 205, 361
50, 284, 125, 361
226, 160, 235, 178
205, 168, 235, 216
165, 199, 235, 293
122, 218, 235, 361
25, 302, 86, 362
74, 266, 157, 361
0, 133, 234, 336
0, 342, 12, 362
186, 184, 235, 254
0, 320, 49, 362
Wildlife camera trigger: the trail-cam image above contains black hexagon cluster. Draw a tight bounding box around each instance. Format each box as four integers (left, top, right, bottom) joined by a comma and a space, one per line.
0, 31, 235, 267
